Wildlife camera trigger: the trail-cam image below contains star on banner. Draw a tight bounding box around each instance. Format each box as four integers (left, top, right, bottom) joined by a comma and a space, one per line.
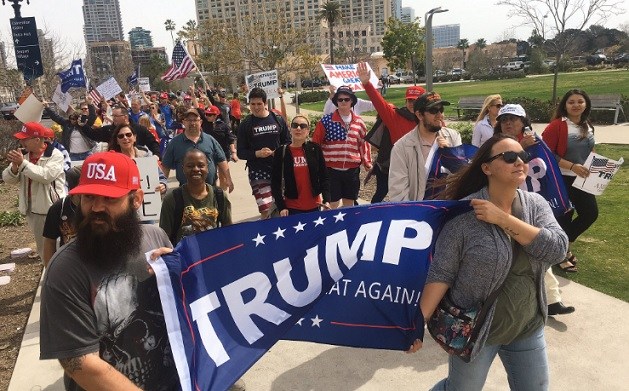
295, 318, 304, 326
313, 216, 326, 226
311, 315, 323, 327
334, 212, 346, 222
252, 233, 266, 247
273, 227, 286, 239
293, 222, 306, 232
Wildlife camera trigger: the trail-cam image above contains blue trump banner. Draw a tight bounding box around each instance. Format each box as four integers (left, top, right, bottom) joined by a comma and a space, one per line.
149, 201, 471, 391
57, 59, 86, 93
426, 140, 570, 217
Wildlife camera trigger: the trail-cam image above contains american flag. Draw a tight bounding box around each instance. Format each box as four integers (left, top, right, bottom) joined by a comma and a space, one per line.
314, 113, 371, 170
88, 85, 102, 106
589, 156, 617, 174
161, 41, 196, 82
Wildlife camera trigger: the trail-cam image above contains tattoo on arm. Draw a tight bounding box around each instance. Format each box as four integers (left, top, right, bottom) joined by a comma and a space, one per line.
503, 226, 520, 237
59, 355, 85, 374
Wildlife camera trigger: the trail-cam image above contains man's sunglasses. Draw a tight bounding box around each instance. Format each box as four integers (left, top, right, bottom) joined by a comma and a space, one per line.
291, 123, 309, 129
426, 106, 444, 114
336, 98, 352, 103
485, 150, 532, 164
117, 132, 134, 139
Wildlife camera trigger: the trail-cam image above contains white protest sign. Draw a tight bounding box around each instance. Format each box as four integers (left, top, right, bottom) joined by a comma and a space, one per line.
245, 69, 280, 99
321, 63, 380, 92
138, 77, 151, 92
14, 93, 44, 123
572, 152, 624, 195
133, 156, 162, 221
51, 83, 73, 112
96, 77, 123, 100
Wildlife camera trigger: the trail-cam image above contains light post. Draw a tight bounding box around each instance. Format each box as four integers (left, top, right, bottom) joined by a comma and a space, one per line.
425, 7, 448, 92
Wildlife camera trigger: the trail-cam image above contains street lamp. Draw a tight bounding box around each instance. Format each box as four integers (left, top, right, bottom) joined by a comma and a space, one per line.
425, 7, 448, 92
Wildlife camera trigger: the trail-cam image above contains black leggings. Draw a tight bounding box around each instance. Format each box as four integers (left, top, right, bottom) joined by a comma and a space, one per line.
557, 175, 598, 243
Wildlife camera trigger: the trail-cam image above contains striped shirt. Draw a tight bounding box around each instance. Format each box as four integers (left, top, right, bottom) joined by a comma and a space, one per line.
312, 111, 371, 170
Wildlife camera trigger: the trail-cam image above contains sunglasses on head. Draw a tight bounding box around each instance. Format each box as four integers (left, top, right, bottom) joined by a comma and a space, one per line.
486, 150, 532, 164
336, 98, 352, 103
426, 106, 444, 114
117, 132, 134, 139
291, 123, 309, 129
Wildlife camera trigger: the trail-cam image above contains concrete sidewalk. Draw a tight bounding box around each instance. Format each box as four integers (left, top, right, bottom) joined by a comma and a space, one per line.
9, 107, 629, 390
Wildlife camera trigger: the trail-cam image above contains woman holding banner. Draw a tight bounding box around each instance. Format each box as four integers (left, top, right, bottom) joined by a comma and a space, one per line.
542, 89, 597, 269
408, 134, 568, 391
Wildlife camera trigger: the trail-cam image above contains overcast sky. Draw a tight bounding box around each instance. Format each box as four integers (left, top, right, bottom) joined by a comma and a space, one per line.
1, 0, 626, 67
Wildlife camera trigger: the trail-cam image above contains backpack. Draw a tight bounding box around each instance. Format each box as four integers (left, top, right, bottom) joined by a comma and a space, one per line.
169, 185, 225, 244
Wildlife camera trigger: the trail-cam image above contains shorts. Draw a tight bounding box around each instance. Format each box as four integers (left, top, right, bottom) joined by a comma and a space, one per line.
250, 179, 273, 213
328, 167, 360, 202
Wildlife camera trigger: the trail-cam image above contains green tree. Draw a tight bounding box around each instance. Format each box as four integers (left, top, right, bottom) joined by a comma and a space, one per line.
457, 38, 470, 68
143, 54, 170, 92
498, 0, 625, 101
164, 19, 176, 46
381, 17, 424, 83
474, 38, 487, 50
316, 1, 343, 64
177, 20, 198, 42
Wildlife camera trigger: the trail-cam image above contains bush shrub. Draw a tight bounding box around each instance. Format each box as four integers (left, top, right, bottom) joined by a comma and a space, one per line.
448, 122, 474, 144
505, 96, 555, 123
0, 210, 24, 227
294, 91, 329, 104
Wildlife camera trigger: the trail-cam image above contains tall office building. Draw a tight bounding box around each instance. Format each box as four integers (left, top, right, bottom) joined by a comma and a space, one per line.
391, 0, 401, 20
129, 27, 154, 49
82, 0, 124, 43
195, 0, 393, 59
433, 24, 460, 48
400, 7, 415, 23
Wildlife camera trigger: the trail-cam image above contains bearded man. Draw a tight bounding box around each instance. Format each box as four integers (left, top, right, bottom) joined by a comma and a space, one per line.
388, 92, 462, 201
39, 151, 178, 390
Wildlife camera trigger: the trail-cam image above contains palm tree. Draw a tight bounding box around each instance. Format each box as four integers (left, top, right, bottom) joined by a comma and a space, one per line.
474, 38, 487, 50
457, 38, 469, 69
164, 19, 176, 46
316, 1, 343, 64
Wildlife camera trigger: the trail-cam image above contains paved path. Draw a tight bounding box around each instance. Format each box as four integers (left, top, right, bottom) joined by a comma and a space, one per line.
9, 105, 629, 390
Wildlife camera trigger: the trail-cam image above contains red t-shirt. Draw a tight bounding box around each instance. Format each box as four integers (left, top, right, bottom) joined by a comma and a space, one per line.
284, 146, 320, 211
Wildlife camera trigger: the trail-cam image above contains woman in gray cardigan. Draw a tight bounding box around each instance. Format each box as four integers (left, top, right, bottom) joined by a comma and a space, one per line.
408, 134, 568, 391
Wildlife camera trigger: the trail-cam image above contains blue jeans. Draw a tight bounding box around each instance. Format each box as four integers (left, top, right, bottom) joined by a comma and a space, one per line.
69, 151, 91, 161
431, 326, 548, 391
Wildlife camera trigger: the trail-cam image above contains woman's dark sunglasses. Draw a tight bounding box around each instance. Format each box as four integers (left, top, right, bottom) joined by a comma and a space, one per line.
291, 123, 309, 129
485, 150, 532, 164
336, 98, 352, 103
117, 132, 134, 139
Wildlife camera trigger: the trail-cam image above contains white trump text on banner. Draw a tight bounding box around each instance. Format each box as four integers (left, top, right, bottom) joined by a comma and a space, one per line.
572, 152, 624, 195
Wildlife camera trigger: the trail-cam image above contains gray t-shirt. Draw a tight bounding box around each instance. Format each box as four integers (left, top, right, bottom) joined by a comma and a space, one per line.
40, 225, 178, 391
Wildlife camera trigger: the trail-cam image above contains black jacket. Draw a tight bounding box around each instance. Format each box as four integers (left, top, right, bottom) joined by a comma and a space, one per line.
271, 142, 330, 211
83, 122, 161, 158
198, 108, 236, 157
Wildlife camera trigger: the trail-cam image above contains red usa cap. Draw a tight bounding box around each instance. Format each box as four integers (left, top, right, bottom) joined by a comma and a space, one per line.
160, 92, 169, 99
14, 122, 49, 139
405, 86, 426, 100
205, 105, 221, 115
69, 151, 140, 198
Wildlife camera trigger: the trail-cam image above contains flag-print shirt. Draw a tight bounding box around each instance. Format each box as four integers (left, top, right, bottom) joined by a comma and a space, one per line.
312, 110, 371, 170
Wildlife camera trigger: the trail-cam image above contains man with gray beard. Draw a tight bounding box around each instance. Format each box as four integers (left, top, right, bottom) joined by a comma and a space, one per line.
39, 151, 178, 390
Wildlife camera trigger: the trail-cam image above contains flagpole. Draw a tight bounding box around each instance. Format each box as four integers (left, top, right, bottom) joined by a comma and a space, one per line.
183, 40, 207, 87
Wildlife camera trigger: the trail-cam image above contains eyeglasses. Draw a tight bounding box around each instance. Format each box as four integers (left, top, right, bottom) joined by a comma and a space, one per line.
291, 123, 309, 129
485, 150, 532, 164
117, 132, 134, 139
336, 98, 352, 103
426, 106, 445, 114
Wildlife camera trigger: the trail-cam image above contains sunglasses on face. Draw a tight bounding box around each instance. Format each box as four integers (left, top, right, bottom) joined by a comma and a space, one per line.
426, 106, 444, 114
291, 123, 309, 129
493, 103, 503, 108
117, 132, 134, 139
486, 150, 532, 164
336, 98, 352, 103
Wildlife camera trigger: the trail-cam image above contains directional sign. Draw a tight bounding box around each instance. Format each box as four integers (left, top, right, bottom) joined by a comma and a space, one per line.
11, 17, 44, 80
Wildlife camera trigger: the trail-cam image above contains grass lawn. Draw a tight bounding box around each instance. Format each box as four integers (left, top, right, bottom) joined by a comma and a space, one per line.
299, 69, 629, 118
560, 144, 629, 302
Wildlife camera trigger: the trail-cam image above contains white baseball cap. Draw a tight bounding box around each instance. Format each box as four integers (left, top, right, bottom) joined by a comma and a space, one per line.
497, 104, 527, 119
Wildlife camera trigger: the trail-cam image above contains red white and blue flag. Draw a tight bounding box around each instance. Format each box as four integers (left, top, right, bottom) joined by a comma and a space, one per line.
149, 201, 471, 391
161, 41, 196, 82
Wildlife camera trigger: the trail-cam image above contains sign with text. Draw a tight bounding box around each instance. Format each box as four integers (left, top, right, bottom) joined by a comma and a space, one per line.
13, 93, 43, 123
11, 17, 43, 79
133, 156, 162, 221
245, 69, 279, 99
96, 77, 123, 101
572, 152, 624, 195
51, 83, 73, 112
138, 77, 151, 92
321, 63, 380, 92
